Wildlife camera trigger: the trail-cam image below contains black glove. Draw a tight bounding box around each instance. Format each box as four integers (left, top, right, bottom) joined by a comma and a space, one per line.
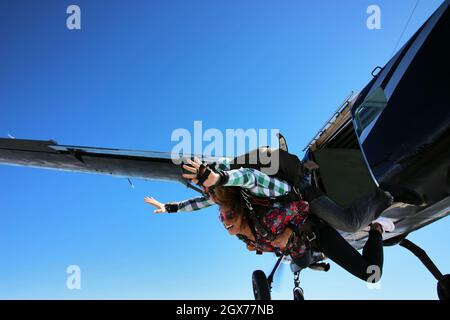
164, 202, 179, 213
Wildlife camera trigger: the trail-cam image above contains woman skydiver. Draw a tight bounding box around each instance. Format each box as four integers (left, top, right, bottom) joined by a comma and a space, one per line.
144, 157, 396, 282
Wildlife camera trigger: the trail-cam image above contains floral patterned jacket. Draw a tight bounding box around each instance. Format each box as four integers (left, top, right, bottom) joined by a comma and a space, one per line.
237, 200, 310, 259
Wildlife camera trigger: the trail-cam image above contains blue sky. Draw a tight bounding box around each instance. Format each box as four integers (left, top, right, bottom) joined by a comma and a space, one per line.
0, 0, 448, 299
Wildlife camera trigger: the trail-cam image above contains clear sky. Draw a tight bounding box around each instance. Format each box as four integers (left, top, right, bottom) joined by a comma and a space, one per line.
0, 0, 448, 299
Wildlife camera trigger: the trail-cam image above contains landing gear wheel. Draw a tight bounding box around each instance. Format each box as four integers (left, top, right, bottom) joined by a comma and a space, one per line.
293, 287, 304, 300
252, 270, 271, 300
437, 274, 450, 300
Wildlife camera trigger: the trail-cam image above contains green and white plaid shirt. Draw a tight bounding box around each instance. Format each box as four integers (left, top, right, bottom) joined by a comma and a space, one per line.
176, 158, 292, 212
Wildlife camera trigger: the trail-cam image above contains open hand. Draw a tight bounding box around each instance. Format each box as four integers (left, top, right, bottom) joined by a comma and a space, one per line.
144, 196, 167, 213
182, 157, 220, 187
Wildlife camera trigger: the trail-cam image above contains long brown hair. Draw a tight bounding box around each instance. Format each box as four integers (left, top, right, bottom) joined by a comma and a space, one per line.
210, 186, 247, 219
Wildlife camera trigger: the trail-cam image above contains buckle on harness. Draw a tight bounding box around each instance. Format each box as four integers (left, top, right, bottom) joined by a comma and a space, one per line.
306, 232, 317, 242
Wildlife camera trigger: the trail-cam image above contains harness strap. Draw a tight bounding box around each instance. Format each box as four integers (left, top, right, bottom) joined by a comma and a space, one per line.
246, 188, 302, 209
297, 216, 326, 249
240, 189, 276, 242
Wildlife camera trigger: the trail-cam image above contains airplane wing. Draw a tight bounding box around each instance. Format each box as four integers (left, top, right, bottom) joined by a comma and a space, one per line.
0, 137, 221, 191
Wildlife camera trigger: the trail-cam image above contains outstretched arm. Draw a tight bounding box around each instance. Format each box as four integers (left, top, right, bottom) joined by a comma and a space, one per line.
144, 195, 215, 213
177, 196, 216, 212
182, 157, 291, 198
143, 157, 229, 214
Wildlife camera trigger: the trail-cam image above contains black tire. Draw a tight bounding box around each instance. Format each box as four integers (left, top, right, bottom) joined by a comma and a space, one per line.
437, 274, 450, 300
293, 287, 304, 301
252, 270, 271, 300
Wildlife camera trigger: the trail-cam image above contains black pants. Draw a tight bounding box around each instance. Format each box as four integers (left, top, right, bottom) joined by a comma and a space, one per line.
309, 188, 393, 233
311, 221, 383, 282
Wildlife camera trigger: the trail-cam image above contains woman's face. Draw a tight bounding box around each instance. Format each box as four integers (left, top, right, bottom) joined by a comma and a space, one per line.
209, 187, 246, 235
219, 209, 244, 235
